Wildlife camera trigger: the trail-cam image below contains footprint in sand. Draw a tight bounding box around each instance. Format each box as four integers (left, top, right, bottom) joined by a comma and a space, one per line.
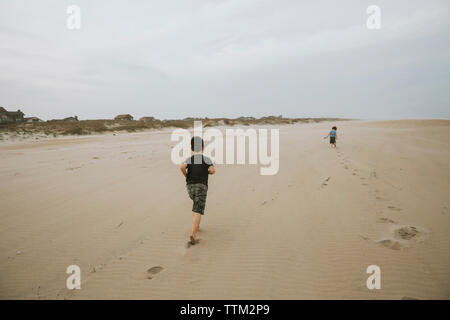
394, 226, 420, 240
321, 177, 330, 187
387, 206, 402, 212
147, 266, 164, 279
66, 166, 83, 171
378, 217, 396, 224
377, 239, 403, 250
378, 225, 428, 250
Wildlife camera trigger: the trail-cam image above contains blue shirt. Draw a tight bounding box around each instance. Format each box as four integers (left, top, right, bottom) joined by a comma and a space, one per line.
330, 130, 336, 138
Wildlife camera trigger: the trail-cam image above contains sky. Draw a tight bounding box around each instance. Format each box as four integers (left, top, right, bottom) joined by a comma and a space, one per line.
0, 0, 449, 120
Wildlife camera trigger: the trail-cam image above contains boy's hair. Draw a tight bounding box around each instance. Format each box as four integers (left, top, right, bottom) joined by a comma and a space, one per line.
332, 126, 337, 130
191, 136, 204, 152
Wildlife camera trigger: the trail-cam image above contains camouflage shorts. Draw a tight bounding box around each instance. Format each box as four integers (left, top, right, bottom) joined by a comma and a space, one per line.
187, 183, 208, 215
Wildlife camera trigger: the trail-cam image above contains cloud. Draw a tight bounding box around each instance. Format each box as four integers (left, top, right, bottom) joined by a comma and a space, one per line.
0, 0, 449, 119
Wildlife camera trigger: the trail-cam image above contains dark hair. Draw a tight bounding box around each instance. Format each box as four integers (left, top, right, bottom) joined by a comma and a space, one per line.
332, 126, 337, 130
191, 136, 204, 152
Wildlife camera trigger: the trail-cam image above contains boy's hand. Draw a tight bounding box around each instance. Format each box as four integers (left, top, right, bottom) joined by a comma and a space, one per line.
208, 165, 216, 175
180, 163, 187, 177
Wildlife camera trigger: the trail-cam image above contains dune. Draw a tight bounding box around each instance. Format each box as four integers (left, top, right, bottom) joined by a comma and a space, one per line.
0, 120, 449, 299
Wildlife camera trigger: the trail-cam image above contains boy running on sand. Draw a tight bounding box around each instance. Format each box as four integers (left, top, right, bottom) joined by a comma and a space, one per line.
324, 126, 338, 148
180, 136, 215, 245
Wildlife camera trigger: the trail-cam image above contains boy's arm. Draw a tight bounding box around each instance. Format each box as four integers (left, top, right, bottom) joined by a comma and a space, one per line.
208, 165, 216, 175
180, 163, 187, 177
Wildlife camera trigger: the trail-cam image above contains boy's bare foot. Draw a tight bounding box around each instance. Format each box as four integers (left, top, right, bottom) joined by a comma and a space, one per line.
189, 235, 197, 245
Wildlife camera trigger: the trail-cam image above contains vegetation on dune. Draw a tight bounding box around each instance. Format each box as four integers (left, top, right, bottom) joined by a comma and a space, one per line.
0, 117, 346, 138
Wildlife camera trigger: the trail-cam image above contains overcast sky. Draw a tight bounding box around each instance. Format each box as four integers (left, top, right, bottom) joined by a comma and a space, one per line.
1, 0, 449, 120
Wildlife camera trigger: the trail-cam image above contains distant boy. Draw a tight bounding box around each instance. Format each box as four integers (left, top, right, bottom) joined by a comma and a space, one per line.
180, 136, 215, 245
324, 126, 338, 148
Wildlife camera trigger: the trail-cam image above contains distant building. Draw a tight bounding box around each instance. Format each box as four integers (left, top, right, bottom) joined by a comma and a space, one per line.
24, 117, 43, 123
48, 115, 78, 122
115, 114, 133, 121
0, 107, 24, 123
63, 116, 78, 122
139, 116, 155, 122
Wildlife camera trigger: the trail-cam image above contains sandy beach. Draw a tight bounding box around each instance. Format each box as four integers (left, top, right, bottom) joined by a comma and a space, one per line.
0, 120, 449, 300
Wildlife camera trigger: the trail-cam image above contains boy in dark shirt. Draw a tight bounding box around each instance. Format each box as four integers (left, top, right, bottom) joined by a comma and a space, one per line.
180, 136, 215, 245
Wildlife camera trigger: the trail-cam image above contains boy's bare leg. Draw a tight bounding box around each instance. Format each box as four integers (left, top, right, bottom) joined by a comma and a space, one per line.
192, 212, 201, 230
190, 212, 202, 243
